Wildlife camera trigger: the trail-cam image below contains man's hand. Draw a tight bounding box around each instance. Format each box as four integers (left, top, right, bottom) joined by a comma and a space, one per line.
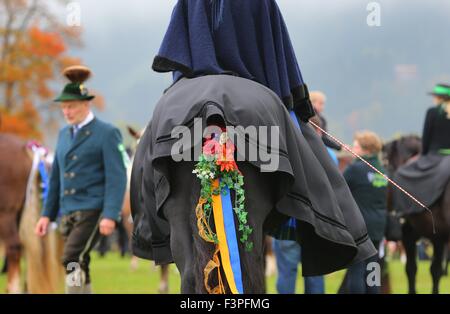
99, 218, 116, 236
35, 217, 50, 237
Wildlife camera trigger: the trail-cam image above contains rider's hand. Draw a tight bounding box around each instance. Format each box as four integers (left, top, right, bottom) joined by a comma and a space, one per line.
99, 218, 116, 236
35, 217, 50, 237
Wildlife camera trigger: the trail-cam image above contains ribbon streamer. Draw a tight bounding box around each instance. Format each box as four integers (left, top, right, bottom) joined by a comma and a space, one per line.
211, 179, 244, 294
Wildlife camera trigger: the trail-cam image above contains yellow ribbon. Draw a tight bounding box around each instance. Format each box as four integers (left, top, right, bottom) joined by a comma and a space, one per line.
211, 179, 240, 294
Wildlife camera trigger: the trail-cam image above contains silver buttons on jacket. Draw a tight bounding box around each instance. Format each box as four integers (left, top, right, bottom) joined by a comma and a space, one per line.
64, 172, 76, 178
63, 188, 76, 195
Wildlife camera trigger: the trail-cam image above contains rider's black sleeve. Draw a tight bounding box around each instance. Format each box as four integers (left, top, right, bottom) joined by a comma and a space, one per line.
421, 107, 434, 155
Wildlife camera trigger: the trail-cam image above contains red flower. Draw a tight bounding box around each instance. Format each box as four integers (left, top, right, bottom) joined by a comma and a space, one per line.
202, 132, 239, 172
203, 138, 220, 156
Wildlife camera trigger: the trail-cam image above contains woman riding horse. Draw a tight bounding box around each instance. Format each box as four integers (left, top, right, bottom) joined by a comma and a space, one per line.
131, 0, 376, 294
392, 83, 450, 293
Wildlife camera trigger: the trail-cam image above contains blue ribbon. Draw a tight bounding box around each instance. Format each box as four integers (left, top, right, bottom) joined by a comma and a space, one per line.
38, 160, 49, 204
220, 180, 244, 294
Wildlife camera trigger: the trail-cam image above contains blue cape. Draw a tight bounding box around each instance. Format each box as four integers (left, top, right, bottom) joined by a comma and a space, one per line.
152, 0, 314, 120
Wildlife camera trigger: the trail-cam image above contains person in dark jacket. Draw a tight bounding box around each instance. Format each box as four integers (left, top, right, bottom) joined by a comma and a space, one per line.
422, 84, 450, 155
343, 130, 387, 294
35, 66, 128, 293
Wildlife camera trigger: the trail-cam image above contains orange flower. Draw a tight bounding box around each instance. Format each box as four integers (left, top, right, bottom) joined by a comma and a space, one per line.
216, 140, 238, 172
216, 159, 238, 172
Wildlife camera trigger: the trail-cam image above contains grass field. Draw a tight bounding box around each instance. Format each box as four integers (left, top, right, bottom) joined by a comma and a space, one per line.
1, 252, 449, 294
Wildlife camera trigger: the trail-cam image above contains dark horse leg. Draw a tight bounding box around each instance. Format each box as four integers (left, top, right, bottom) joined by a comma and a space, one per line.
430, 237, 446, 294
430, 182, 450, 290
161, 161, 198, 293
162, 160, 277, 293
402, 222, 419, 294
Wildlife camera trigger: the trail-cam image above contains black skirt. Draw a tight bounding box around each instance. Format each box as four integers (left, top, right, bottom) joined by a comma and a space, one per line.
393, 153, 450, 215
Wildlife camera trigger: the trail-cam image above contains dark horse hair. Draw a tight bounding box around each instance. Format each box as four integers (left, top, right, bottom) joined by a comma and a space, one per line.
190, 190, 265, 294
189, 116, 267, 293
382, 134, 421, 175
161, 115, 282, 293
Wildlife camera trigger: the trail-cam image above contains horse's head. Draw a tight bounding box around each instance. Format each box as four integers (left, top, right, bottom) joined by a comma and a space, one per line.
383, 135, 421, 174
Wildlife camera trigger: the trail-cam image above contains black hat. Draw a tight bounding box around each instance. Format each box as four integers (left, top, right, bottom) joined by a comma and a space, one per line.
54, 65, 95, 102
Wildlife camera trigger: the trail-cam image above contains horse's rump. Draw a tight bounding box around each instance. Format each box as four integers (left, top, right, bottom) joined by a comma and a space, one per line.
0, 133, 64, 293
131, 75, 376, 277
393, 154, 450, 215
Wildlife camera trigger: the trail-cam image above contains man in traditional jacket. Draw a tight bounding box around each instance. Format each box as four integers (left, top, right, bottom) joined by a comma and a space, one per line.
35, 66, 127, 293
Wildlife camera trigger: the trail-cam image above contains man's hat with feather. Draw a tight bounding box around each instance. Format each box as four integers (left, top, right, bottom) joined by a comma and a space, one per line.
54, 65, 95, 102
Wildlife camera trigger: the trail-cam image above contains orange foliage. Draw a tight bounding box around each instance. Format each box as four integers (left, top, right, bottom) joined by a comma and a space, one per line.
1, 104, 42, 140
28, 27, 66, 57
1, 21, 82, 139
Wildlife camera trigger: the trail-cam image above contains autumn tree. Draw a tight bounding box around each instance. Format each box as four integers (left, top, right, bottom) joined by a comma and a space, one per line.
0, 0, 82, 139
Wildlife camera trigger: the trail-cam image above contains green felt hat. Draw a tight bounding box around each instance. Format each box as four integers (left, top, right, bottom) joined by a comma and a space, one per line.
54, 65, 95, 102
428, 84, 450, 100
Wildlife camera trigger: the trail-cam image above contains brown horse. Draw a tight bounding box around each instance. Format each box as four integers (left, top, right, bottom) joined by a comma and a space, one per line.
0, 133, 64, 293
384, 135, 450, 294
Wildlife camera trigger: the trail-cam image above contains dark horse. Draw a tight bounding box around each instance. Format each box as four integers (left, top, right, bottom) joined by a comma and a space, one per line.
384, 135, 450, 294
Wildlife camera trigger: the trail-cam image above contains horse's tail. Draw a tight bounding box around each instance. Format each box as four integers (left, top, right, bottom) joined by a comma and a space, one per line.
190, 201, 264, 294
190, 129, 266, 294
19, 153, 64, 293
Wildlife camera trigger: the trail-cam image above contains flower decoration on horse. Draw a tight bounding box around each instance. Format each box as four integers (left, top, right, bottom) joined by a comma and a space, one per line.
193, 129, 252, 294
194, 130, 253, 251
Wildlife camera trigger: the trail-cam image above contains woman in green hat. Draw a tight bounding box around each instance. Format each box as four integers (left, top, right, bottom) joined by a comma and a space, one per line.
424, 84, 450, 154
393, 83, 450, 215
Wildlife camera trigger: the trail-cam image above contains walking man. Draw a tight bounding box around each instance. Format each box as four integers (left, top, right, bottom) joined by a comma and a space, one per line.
35, 65, 127, 293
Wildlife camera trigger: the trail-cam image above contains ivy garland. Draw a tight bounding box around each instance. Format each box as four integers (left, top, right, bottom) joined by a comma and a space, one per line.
193, 133, 254, 252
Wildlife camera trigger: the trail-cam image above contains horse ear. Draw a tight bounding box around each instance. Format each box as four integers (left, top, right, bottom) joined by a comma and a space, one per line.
127, 126, 141, 140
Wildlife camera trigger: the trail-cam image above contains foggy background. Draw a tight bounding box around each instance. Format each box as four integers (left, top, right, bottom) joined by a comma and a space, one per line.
46, 0, 450, 146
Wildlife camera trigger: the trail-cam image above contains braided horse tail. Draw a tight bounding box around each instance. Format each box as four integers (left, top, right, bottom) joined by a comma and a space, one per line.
189, 122, 278, 294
